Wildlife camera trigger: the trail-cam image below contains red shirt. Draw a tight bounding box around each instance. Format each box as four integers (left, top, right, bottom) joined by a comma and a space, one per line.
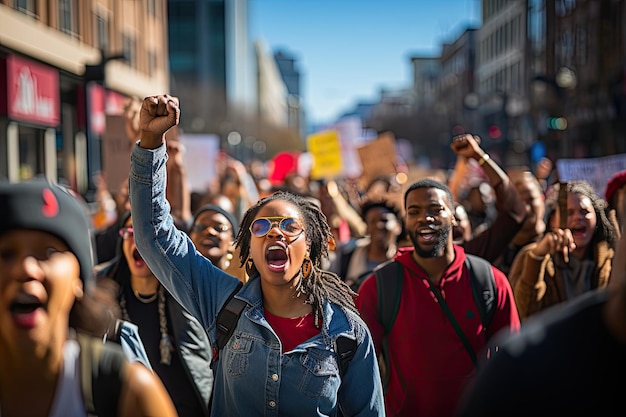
264, 309, 320, 352
357, 246, 520, 417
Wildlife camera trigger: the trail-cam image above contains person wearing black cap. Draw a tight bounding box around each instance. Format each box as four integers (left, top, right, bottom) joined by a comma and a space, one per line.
0, 179, 177, 417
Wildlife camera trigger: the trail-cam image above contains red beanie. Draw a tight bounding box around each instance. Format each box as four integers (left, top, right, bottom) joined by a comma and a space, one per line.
605, 169, 626, 203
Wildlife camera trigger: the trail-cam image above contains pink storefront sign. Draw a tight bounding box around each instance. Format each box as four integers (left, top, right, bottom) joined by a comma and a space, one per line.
1, 55, 60, 126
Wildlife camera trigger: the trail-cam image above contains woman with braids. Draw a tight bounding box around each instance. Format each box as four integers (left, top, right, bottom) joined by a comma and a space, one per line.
508, 180, 617, 319
129, 95, 385, 417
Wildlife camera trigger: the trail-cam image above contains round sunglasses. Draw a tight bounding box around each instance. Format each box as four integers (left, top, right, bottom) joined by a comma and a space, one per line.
249, 216, 304, 238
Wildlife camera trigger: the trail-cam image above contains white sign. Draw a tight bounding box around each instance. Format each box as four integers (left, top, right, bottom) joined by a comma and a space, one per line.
179, 134, 221, 193
556, 153, 626, 198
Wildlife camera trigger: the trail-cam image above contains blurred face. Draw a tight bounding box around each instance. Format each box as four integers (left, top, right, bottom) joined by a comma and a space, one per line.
189, 210, 233, 266
550, 192, 596, 252
514, 176, 546, 237
405, 187, 454, 258
453, 204, 472, 244
365, 207, 400, 250
120, 218, 152, 279
566, 193, 596, 252
116, 180, 130, 215
249, 200, 307, 287
0, 230, 81, 354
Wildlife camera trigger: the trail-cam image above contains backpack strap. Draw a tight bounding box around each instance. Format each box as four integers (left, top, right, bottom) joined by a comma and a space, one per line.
375, 260, 403, 334
335, 335, 357, 379
374, 260, 403, 393
465, 254, 497, 329
78, 332, 127, 417
212, 282, 245, 363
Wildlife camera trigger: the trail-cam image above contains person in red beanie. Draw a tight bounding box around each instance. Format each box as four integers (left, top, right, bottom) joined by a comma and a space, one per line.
605, 169, 626, 237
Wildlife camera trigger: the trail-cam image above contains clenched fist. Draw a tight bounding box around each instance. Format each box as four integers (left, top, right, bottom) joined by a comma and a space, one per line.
138, 95, 180, 149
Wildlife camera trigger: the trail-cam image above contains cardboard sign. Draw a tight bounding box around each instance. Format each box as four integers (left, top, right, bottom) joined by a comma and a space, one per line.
356, 132, 397, 186
102, 114, 133, 194
307, 130, 343, 180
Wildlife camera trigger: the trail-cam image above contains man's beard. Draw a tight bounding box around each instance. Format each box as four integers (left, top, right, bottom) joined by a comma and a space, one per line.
409, 225, 451, 258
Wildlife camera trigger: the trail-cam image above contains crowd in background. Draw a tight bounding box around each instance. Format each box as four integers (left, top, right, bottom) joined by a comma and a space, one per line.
2, 94, 626, 417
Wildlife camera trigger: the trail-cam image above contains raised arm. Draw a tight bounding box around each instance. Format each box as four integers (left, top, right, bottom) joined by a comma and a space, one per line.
450, 134, 525, 224
130, 95, 240, 333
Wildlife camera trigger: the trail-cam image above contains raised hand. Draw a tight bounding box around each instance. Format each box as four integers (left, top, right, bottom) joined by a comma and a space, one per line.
139, 95, 180, 149
450, 133, 483, 159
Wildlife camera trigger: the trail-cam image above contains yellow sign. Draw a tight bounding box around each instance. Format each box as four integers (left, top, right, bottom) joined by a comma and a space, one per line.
307, 130, 343, 180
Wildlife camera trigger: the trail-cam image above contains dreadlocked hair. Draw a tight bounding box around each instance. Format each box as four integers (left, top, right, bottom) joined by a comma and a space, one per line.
234, 190, 359, 326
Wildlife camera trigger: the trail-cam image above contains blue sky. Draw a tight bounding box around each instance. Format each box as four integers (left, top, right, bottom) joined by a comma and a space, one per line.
249, 0, 482, 126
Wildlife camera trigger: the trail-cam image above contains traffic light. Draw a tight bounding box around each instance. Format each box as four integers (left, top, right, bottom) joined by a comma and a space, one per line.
546, 117, 567, 130
487, 125, 502, 139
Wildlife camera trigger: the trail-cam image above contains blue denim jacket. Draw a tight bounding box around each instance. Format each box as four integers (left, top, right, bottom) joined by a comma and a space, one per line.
129, 143, 385, 417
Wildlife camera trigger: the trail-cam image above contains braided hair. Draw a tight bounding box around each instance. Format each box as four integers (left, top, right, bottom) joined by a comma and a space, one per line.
234, 191, 358, 327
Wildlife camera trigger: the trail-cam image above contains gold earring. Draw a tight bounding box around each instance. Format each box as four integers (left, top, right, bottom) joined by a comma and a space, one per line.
302, 256, 312, 278
246, 258, 256, 276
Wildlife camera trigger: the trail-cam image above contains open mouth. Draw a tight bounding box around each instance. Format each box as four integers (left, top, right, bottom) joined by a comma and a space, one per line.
200, 236, 220, 250
570, 225, 587, 238
132, 249, 146, 268
9, 295, 43, 328
266, 242, 288, 272
417, 226, 437, 242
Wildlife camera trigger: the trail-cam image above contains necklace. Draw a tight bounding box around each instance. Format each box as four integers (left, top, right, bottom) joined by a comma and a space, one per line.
120, 284, 172, 365
133, 289, 158, 303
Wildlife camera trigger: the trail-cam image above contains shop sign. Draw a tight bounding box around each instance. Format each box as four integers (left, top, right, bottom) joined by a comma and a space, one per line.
2, 55, 60, 126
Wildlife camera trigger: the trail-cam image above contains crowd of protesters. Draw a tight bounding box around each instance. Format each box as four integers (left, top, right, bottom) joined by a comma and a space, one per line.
2, 93, 626, 416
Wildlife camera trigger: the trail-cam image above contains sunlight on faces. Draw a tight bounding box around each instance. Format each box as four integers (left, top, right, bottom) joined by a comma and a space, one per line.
0, 230, 81, 354
190, 210, 233, 264
249, 200, 307, 287
566, 193, 596, 252
405, 187, 454, 258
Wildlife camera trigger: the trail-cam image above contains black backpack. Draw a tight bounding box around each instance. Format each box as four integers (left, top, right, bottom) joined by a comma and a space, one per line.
212, 282, 357, 378
374, 254, 496, 391
77, 332, 127, 417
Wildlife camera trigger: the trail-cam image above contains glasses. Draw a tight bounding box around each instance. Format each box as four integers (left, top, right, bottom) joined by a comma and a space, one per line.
191, 223, 231, 234
119, 227, 134, 240
250, 216, 304, 238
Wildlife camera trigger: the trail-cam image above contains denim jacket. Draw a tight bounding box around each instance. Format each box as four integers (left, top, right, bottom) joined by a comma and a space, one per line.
130, 142, 385, 417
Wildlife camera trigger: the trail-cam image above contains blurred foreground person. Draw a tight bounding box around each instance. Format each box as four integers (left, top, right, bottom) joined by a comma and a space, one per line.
456, 185, 626, 417
96, 212, 213, 417
0, 179, 177, 417
129, 95, 384, 416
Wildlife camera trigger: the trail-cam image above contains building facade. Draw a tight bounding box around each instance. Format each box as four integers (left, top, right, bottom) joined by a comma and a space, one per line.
0, 0, 169, 198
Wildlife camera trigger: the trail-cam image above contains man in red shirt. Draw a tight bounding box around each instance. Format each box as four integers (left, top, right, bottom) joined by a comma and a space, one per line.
357, 178, 520, 417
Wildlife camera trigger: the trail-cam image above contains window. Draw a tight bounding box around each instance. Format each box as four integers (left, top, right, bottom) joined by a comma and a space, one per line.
95, 13, 110, 52
59, 0, 77, 36
148, 0, 157, 17
148, 51, 157, 76
123, 34, 136, 68
15, 0, 37, 17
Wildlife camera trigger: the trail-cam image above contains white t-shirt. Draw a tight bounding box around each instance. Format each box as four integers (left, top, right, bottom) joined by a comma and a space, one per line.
0, 340, 87, 417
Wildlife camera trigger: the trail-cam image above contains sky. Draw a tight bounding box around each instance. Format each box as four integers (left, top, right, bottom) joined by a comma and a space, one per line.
249, 0, 482, 126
